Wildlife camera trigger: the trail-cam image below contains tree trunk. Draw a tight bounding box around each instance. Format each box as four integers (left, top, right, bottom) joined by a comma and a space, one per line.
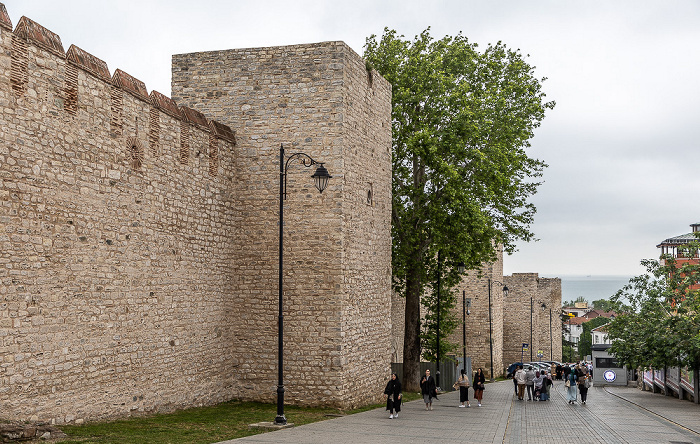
403, 272, 422, 391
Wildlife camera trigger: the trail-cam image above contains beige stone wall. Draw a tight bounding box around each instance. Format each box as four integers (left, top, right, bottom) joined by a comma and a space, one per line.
0, 9, 392, 422
171, 42, 392, 409
503, 273, 562, 366
0, 18, 239, 423
445, 248, 505, 379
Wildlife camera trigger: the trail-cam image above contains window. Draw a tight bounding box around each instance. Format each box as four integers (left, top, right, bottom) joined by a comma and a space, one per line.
596, 357, 620, 368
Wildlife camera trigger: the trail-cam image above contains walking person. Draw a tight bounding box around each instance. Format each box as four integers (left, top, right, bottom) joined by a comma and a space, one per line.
383, 372, 402, 418
452, 369, 471, 408
533, 370, 543, 401
525, 366, 535, 401
473, 368, 486, 407
515, 365, 527, 400
578, 371, 590, 404
420, 369, 437, 411
540, 370, 552, 401
565, 368, 578, 404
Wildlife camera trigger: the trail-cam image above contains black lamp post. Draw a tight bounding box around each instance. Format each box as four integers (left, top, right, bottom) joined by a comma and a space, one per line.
529, 295, 533, 362
275, 143, 331, 426
487, 279, 508, 381
436, 250, 442, 390
458, 262, 467, 375
540, 302, 546, 360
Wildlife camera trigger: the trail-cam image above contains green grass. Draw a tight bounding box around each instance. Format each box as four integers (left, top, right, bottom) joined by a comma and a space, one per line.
58, 394, 422, 444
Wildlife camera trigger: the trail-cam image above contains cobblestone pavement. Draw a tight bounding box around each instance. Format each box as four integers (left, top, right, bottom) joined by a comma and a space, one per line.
217, 380, 700, 443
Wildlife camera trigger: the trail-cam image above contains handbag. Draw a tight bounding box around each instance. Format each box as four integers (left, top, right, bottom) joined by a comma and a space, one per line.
584, 377, 591, 388
565, 379, 570, 388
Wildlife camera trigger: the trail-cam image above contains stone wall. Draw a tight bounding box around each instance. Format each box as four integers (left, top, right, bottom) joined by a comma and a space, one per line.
0, 3, 392, 423
445, 248, 505, 379
503, 273, 562, 366
171, 41, 392, 409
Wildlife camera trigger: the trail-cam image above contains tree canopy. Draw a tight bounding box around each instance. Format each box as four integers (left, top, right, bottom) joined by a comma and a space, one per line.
363, 28, 554, 388
608, 240, 700, 371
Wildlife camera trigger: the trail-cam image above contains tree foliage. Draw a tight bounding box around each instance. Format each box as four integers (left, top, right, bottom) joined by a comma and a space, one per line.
363, 28, 554, 387
608, 240, 700, 371
577, 316, 610, 359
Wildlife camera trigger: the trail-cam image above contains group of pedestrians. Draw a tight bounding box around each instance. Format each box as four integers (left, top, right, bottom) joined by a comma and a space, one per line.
513, 365, 553, 401
513, 362, 591, 404
383, 367, 488, 419
383, 361, 593, 419
564, 362, 591, 404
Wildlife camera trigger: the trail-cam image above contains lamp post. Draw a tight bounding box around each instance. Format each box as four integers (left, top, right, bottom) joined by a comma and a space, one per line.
458, 262, 467, 375
487, 279, 508, 381
436, 250, 442, 390
529, 295, 533, 362
547, 306, 553, 361
275, 143, 331, 426
539, 302, 546, 361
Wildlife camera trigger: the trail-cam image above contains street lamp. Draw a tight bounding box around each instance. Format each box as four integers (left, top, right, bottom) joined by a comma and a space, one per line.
487, 279, 508, 381
275, 143, 332, 426
541, 303, 552, 362
436, 250, 442, 390
458, 262, 468, 375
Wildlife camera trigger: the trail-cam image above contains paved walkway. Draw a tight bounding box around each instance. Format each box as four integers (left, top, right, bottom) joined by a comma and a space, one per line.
218, 380, 700, 443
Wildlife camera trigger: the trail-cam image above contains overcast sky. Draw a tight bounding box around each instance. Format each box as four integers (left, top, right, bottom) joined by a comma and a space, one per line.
3, 0, 698, 278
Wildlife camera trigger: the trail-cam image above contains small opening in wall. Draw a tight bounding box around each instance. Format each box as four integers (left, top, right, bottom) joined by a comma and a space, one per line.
367, 184, 373, 206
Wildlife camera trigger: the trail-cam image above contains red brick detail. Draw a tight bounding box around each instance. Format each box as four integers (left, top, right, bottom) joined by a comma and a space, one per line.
112, 69, 148, 103
126, 137, 144, 171
149, 107, 159, 157
208, 134, 218, 177
64, 63, 78, 115
10, 34, 28, 96
14, 16, 65, 58
180, 121, 190, 164
66, 45, 111, 82
149, 91, 183, 120
180, 106, 209, 131
0, 4, 12, 31
209, 120, 236, 146
110, 86, 123, 136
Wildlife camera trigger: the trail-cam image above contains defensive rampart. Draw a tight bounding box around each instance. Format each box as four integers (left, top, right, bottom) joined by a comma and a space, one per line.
0, 2, 392, 423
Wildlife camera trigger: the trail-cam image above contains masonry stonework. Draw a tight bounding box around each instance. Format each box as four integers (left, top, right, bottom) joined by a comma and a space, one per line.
503, 273, 562, 366
0, 3, 392, 424
171, 42, 392, 409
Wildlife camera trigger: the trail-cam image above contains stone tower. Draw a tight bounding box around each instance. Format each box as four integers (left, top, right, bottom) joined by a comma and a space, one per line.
171, 42, 393, 408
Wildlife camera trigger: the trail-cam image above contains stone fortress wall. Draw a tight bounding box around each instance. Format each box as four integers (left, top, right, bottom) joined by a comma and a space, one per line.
171, 42, 393, 409
0, 2, 392, 424
503, 273, 562, 367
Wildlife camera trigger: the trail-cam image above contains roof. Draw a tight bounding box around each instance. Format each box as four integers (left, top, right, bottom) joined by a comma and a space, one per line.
582, 310, 616, 319
566, 317, 587, 326
591, 324, 609, 333
657, 223, 700, 248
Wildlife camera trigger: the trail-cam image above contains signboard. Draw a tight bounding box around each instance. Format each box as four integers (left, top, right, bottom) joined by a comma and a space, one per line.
537, 350, 543, 359
603, 370, 617, 382
522, 343, 529, 352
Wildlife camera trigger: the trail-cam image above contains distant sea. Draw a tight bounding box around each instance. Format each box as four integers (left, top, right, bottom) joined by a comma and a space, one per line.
557, 275, 633, 305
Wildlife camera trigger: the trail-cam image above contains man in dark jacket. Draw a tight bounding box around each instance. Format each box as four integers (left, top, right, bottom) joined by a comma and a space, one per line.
420, 369, 437, 411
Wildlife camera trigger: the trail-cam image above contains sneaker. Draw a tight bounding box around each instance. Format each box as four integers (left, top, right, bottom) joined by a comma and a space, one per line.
429, 406, 433, 411
394, 413, 398, 418
478, 403, 482, 407
466, 404, 471, 408
459, 404, 465, 408
389, 414, 393, 419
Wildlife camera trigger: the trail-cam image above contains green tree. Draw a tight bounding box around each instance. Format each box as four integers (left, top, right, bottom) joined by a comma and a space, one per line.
592, 299, 615, 312
608, 240, 700, 373
563, 296, 587, 307
577, 316, 610, 359
364, 28, 554, 389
